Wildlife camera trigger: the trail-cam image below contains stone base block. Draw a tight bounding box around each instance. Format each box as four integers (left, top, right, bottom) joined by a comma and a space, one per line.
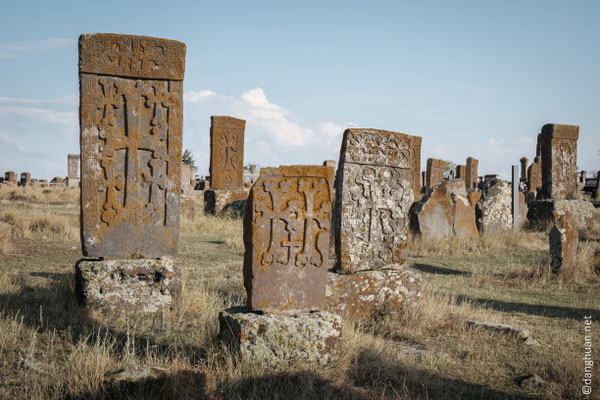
204, 189, 248, 216
218, 307, 342, 365
326, 268, 421, 318
527, 199, 595, 230
75, 257, 181, 313
66, 178, 79, 187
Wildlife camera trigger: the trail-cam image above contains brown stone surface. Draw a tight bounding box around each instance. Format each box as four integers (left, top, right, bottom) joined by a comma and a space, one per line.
465, 157, 478, 191
540, 123, 579, 199
4, 171, 17, 184
410, 136, 422, 196
79, 33, 185, 259
244, 165, 334, 313
181, 164, 194, 192
180, 198, 195, 220
335, 129, 417, 272
19, 172, 30, 186
426, 158, 446, 190
468, 191, 482, 207
549, 211, 578, 272
520, 157, 528, 180
204, 189, 248, 215
51, 177, 63, 185
527, 157, 542, 193
325, 268, 421, 318
410, 179, 477, 239
209, 116, 245, 190
476, 181, 512, 234
68, 154, 79, 179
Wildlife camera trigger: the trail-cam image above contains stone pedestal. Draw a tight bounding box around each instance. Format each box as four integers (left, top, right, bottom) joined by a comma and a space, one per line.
66, 178, 79, 187
218, 307, 342, 365
326, 268, 421, 318
203, 189, 248, 215
75, 257, 181, 313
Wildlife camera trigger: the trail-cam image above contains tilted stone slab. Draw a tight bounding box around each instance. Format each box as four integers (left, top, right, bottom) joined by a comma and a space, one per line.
75, 257, 181, 313
210, 116, 245, 190
219, 307, 342, 365
325, 268, 421, 318
335, 128, 418, 272
244, 165, 334, 313
79, 33, 185, 259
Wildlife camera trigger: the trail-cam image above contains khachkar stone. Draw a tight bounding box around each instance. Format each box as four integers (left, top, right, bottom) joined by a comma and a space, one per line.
19, 172, 31, 187
426, 158, 445, 190
549, 211, 578, 273
335, 128, 417, 272
4, 171, 17, 185
520, 157, 528, 180
527, 157, 542, 193
244, 165, 334, 313
540, 123, 579, 199
210, 116, 245, 190
220, 165, 342, 365
67, 154, 80, 187
410, 136, 422, 196
465, 157, 478, 191
77, 33, 185, 312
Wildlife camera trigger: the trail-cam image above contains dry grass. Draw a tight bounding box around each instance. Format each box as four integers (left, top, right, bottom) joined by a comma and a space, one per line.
0, 186, 598, 399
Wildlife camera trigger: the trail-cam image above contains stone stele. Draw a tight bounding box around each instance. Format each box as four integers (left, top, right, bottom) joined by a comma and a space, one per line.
335, 128, 418, 272
477, 181, 512, 234
243, 165, 334, 314
465, 157, 478, 191
549, 211, 578, 272
79, 33, 185, 259
219, 307, 342, 365
209, 116, 246, 190
426, 158, 446, 190
540, 123, 579, 199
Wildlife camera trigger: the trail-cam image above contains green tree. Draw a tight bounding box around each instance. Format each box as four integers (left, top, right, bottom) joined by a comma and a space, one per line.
182, 149, 198, 173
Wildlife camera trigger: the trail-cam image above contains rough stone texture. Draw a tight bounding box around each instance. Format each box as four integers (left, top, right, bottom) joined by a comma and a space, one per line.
410, 179, 477, 239
527, 199, 596, 230
210, 116, 245, 190
79, 33, 185, 259
104, 365, 214, 395
51, 177, 64, 185
465, 157, 478, 191
244, 165, 334, 313
549, 211, 578, 272
204, 189, 248, 215
75, 257, 181, 313
520, 157, 528, 180
68, 154, 79, 180
410, 136, 422, 196
219, 307, 342, 365
456, 165, 466, 180
527, 156, 542, 193
335, 129, 417, 273
323, 160, 336, 168
4, 171, 17, 185
180, 198, 195, 220
425, 158, 445, 190
540, 123, 579, 199
181, 164, 194, 192
463, 320, 538, 345
325, 268, 421, 317
467, 191, 482, 208
477, 181, 512, 234
19, 172, 31, 187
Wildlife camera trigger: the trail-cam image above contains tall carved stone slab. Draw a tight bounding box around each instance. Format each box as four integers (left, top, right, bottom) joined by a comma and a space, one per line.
520, 157, 528, 180
20, 172, 31, 186
79, 33, 185, 258
426, 158, 445, 190
4, 171, 17, 185
335, 129, 416, 272
410, 136, 422, 196
465, 157, 478, 191
68, 154, 79, 179
528, 156, 541, 193
540, 124, 579, 199
244, 165, 334, 313
210, 116, 245, 190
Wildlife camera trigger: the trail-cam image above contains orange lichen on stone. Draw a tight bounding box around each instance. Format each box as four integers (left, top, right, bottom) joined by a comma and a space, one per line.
243, 165, 334, 314
540, 123, 579, 199
209, 116, 246, 190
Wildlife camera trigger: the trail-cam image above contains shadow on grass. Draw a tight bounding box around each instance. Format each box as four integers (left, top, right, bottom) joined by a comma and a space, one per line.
457, 295, 600, 321
411, 263, 472, 277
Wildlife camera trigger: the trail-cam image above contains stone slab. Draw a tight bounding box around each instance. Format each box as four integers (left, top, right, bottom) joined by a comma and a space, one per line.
75, 257, 181, 313
527, 199, 596, 231
244, 165, 334, 313
203, 189, 248, 215
218, 307, 342, 365
540, 123, 579, 199
68, 154, 79, 179
425, 158, 446, 190
79, 33, 185, 259
325, 268, 421, 318
549, 211, 578, 272
335, 128, 417, 272
209, 116, 245, 190
477, 181, 512, 234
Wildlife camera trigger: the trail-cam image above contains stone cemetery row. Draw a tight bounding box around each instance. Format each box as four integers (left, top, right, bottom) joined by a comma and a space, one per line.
0, 33, 592, 365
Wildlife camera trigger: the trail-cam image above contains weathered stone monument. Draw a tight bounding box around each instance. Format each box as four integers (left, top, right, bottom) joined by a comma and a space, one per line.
426, 158, 446, 191
328, 128, 421, 318
4, 171, 17, 185
540, 124, 579, 199
75, 33, 185, 312
410, 179, 478, 239
549, 211, 578, 272
51, 177, 64, 185
181, 164, 194, 192
512, 165, 519, 231
520, 157, 528, 181
67, 154, 80, 187
465, 157, 479, 192
19, 172, 31, 187
527, 157, 542, 194
409, 136, 422, 196
219, 165, 342, 364
204, 116, 248, 214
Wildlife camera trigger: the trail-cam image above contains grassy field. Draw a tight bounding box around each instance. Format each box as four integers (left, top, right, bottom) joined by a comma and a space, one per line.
0, 185, 598, 399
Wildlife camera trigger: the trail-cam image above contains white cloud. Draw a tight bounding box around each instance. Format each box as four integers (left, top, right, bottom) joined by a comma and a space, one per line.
0, 38, 76, 59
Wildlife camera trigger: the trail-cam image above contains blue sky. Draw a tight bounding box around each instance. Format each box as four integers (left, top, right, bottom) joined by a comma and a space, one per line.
1, 0, 598, 179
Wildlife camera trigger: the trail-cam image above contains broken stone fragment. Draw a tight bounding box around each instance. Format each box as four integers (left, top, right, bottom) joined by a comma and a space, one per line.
219, 307, 342, 365
463, 319, 539, 345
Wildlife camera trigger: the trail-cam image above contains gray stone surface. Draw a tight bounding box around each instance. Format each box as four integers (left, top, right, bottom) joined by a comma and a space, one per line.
527, 199, 595, 230
204, 189, 248, 215
219, 307, 342, 365
463, 319, 538, 345
477, 181, 512, 234
549, 211, 578, 272
75, 257, 181, 313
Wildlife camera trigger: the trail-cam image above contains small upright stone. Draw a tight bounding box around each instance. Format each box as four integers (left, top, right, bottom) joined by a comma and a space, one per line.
4, 171, 17, 185
520, 157, 528, 181
67, 154, 79, 187
19, 172, 31, 187
210, 116, 245, 190
527, 156, 542, 194
549, 211, 578, 272
465, 157, 478, 191
335, 128, 417, 272
539, 124, 579, 199
244, 165, 334, 313
426, 158, 446, 190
